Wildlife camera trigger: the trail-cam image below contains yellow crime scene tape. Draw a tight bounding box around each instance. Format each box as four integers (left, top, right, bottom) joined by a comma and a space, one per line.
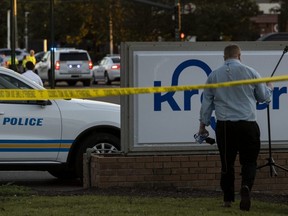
1, 75, 288, 100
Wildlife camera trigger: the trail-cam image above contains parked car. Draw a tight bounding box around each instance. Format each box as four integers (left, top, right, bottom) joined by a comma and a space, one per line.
0, 48, 28, 64
0, 55, 5, 67
0, 66, 120, 179
92, 55, 120, 85
35, 48, 93, 86
0, 48, 28, 71
34, 51, 46, 63
257, 32, 288, 41
0, 55, 19, 70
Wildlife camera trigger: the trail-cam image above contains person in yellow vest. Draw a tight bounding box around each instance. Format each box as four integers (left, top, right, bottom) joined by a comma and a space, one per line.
22, 55, 27, 72
6, 57, 19, 70
23, 50, 36, 72
26, 50, 36, 65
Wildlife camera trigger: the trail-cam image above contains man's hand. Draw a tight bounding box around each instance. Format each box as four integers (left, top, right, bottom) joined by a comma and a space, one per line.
198, 122, 209, 136
266, 82, 274, 91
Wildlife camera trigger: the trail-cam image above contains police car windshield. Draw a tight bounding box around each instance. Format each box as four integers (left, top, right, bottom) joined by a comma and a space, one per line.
0, 74, 32, 89
111, 58, 120, 63
59, 53, 89, 61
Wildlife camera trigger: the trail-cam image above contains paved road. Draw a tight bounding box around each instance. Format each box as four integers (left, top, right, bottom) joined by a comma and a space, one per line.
0, 171, 82, 192
0, 82, 120, 191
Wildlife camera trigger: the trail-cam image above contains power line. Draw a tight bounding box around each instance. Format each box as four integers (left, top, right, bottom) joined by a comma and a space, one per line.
132, 0, 173, 10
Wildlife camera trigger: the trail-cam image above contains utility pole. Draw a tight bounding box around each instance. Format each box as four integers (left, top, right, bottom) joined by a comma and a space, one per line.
24, 11, 29, 51
50, 0, 55, 89
10, 0, 17, 71
174, 0, 181, 41
7, 10, 10, 49
109, 3, 113, 55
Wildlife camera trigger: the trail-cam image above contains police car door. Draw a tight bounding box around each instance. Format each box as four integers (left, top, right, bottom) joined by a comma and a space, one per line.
0, 74, 61, 161
95, 58, 107, 80
36, 51, 50, 81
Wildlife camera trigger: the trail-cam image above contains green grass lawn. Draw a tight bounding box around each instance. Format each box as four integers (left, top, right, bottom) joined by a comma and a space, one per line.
0, 185, 287, 216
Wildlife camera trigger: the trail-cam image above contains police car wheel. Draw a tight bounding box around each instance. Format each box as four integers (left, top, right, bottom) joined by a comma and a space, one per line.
67, 81, 77, 86
75, 132, 120, 178
92, 74, 98, 84
104, 72, 111, 85
83, 80, 91, 87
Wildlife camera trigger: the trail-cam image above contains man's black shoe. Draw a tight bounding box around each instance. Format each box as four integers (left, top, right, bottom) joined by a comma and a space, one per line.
240, 185, 251, 211
223, 201, 232, 208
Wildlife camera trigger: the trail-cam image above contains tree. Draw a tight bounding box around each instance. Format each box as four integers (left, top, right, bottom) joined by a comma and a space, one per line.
181, 0, 260, 41
0, 0, 261, 55
0, 0, 17, 48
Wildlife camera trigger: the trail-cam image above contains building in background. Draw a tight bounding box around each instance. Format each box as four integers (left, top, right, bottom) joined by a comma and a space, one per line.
252, 1, 281, 37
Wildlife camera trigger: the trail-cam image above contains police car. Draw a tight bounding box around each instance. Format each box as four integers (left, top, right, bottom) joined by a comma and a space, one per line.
0, 66, 120, 179
35, 48, 93, 87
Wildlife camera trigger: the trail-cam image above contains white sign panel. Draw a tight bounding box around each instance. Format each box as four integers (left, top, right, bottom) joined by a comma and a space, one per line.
121, 42, 288, 154
135, 51, 287, 142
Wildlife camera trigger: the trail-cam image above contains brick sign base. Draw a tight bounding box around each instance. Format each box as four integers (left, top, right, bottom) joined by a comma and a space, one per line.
83, 151, 288, 194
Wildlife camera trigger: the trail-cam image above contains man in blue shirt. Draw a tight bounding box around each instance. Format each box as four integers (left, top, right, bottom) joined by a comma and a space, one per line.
198, 44, 273, 211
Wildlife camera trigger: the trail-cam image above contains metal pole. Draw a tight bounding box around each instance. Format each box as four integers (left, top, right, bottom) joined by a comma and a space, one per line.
14, 0, 18, 49
10, 0, 16, 71
109, 5, 113, 55
174, 0, 181, 41
24, 11, 29, 51
50, 0, 55, 89
7, 10, 10, 49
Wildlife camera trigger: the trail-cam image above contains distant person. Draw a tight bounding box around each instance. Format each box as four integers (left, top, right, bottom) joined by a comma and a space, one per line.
23, 49, 36, 72
22, 61, 43, 86
7, 57, 19, 71
22, 50, 36, 73
21, 55, 27, 72
25, 50, 36, 65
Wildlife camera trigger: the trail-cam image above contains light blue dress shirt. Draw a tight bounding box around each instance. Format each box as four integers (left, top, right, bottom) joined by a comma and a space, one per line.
200, 59, 272, 126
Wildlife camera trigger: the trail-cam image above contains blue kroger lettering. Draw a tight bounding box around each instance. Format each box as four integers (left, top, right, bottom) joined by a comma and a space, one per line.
154, 59, 285, 112
256, 87, 286, 110
3, 117, 44, 126
154, 59, 212, 111
272, 87, 287, 109
153, 59, 285, 131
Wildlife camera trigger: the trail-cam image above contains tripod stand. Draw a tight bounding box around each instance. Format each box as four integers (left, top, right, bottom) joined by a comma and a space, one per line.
257, 46, 288, 176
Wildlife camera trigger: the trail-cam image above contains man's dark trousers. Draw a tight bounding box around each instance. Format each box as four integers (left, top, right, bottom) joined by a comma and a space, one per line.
216, 120, 261, 202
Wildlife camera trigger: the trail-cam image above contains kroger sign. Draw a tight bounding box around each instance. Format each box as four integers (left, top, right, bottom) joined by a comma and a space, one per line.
121, 42, 288, 154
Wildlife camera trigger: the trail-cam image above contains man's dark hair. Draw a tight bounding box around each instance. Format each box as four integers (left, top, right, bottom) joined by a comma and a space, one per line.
224, 44, 241, 60
25, 61, 35, 70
